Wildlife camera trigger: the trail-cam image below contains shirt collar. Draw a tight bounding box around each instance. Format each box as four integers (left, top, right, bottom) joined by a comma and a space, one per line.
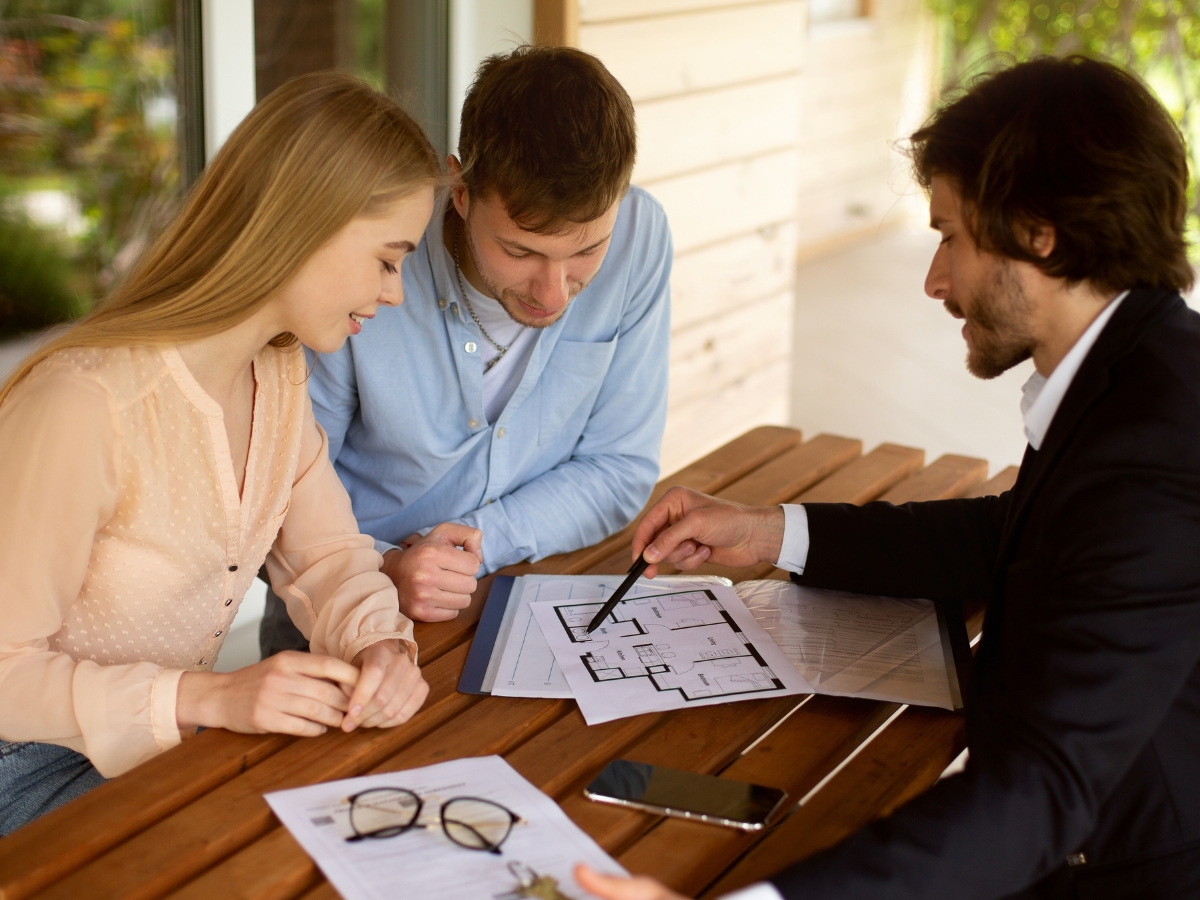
1020, 290, 1128, 450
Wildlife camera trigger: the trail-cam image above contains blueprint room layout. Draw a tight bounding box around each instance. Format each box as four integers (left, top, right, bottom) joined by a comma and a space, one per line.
550, 589, 786, 702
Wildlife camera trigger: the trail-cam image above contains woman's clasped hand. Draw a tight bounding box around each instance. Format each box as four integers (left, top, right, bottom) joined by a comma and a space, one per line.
176, 641, 428, 737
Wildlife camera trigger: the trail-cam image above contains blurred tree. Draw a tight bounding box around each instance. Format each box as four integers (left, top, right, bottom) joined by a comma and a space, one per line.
929, 0, 1200, 246
0, 198, 88, 332
0, 0, 178, 332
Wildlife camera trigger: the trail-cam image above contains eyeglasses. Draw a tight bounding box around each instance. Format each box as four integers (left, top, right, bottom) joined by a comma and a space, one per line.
344, 788, 524, 853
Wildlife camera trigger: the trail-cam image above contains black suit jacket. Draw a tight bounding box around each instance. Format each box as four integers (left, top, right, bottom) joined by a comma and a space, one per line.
770, 288, 1200, 900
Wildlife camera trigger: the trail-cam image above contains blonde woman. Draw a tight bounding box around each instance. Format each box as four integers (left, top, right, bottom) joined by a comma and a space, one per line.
0, 72, 448, 833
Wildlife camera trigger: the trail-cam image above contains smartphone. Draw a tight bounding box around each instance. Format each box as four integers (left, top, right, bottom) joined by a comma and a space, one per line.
584, 759, 788, 832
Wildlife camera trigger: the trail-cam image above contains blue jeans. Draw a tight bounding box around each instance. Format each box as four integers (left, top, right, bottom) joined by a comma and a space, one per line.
0, 741, 105, 835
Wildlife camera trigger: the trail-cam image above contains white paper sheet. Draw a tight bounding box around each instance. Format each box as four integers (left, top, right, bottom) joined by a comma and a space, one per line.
529, 582, 812, 725
489, 574, 732, 699
737, 579, 957, 710
264, 755, 625, 900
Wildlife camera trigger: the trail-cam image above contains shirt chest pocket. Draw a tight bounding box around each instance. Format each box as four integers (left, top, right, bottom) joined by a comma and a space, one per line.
538, 337, 618, 446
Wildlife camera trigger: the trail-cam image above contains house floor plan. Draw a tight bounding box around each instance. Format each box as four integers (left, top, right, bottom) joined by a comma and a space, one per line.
531, 585, 811, 725
554, 590, 786, 702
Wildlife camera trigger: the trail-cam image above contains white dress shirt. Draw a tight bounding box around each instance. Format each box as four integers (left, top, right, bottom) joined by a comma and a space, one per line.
1019, 290, 1127, 450
720, 883, 785, 900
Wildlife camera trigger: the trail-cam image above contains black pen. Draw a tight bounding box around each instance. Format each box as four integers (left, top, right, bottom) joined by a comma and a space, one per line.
585, 555, 650, 634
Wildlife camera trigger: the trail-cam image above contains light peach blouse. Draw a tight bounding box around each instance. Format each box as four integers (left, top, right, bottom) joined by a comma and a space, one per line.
0, 344, 415, 777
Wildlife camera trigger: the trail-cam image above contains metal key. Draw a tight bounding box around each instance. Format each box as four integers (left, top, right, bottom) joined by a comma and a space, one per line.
496, 861, 578, 900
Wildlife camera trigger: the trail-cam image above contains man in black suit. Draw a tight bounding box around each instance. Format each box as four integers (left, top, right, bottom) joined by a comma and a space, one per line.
575, 57, 1200, 900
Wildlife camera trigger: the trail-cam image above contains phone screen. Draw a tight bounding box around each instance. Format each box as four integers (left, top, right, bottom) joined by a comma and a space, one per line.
584, 759, 787, 831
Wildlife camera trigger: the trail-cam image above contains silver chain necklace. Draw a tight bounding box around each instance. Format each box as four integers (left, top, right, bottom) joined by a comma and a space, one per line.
453, 219, 521, 374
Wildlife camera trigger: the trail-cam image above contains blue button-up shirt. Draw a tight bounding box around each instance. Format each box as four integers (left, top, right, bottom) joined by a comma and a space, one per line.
307, 186, 672, 573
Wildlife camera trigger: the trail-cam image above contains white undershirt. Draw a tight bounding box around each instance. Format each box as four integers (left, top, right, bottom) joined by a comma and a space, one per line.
1019, 290, 1127, 450
459, 277, 539, 424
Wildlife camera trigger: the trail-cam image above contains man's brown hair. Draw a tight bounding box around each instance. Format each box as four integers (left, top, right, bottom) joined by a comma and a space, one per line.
457, 45, 637, 232
910, 55, 1193, 294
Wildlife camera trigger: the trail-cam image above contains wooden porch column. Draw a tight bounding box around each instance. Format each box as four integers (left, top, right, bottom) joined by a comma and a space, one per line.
534, 0, 579, 47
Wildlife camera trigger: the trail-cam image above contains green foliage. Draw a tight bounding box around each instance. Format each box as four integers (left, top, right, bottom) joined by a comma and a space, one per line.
929, 0, 1200, 249
0, 0, 178, 329
0, 201, 87, 336
356, 0, 385, 90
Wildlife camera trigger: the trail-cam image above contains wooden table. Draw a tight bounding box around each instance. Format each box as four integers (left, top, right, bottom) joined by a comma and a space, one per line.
0, 427, 1018, 900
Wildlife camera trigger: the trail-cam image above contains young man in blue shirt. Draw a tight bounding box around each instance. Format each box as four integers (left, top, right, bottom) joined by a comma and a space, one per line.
261, 46, 671, 651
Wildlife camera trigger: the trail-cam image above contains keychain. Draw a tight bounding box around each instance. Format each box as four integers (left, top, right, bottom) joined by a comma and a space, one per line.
495, 860, 578, 900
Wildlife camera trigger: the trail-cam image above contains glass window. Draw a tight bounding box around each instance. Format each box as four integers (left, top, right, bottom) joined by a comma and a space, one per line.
251, 0, 532, 160
254, 0, 384, 100
0, 0, 181, 336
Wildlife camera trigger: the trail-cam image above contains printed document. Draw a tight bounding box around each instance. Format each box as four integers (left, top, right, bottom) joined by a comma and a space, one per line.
529, 582, 812, 725
265, 755, 624, 900
737, 579, 957, 710
489, 574, 732, 699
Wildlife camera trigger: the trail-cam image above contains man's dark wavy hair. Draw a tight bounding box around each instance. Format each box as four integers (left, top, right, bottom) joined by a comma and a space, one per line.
910, 55, 1193, 294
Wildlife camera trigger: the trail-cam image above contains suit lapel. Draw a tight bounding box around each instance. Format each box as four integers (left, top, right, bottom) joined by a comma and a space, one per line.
994, 288, 1182, 562
970, 289, 1182, 685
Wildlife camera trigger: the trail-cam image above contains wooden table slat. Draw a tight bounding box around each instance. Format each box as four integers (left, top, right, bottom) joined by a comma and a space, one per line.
717, 434, 861, 507
963, 464, 1020, 499
0, 732, 293, 900
296, 885, 339, 900
703, 706, 967, 897
794, 443, 924, 505
879, 453, 987, 505
30, 644, 478, 900
505, 709, 673, 802
164, 828, 320, 900
374, 697, 572, 775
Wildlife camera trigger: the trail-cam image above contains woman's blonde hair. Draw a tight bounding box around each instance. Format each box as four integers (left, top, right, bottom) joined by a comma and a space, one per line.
0, 71, 441, 407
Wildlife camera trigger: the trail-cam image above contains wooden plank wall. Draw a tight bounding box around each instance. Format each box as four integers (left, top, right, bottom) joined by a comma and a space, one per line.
794, 0, 938, 254
577, 0, 803, 474
550, 1, 938, 473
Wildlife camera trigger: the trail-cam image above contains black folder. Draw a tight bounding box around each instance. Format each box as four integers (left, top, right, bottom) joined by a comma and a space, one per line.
456, 576, 516, 695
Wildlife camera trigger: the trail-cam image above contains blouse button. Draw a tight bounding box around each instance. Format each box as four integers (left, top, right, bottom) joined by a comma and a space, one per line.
228, 565, 238, 572
199, 658, 206, 666
214, 630, 222, 637
225, 598, 233, 606
468, 418, 480, 429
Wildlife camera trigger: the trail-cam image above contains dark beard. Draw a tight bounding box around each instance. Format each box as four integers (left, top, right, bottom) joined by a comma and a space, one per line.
945, 259, 1035, 379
